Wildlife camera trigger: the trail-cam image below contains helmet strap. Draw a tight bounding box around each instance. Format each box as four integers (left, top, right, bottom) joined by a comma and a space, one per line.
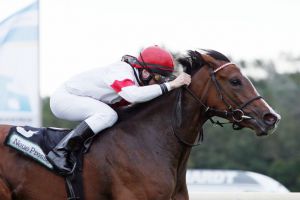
122, 55, 151, 86
122, 54, 167, 85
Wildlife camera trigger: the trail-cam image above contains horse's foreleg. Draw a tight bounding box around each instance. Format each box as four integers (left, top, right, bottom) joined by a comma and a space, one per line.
172, 193, 189, 200
0, 177, 12, 200
172, 189, 189, 200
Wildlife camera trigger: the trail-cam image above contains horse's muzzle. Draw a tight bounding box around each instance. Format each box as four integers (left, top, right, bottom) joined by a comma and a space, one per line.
255, 112, 281, 136
263, 112, 280, 127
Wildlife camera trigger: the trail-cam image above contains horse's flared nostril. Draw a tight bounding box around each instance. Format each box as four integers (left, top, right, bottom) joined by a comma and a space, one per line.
263, 113, 278, 126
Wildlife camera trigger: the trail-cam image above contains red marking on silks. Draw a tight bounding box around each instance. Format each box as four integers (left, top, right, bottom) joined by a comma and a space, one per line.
111, 99, 131, 108
110, 79, 135, 93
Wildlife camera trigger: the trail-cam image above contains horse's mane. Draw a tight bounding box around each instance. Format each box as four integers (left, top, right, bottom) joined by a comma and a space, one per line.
203, 49, 230, 62
116, 90, 176, 121
177, 49, 230, 75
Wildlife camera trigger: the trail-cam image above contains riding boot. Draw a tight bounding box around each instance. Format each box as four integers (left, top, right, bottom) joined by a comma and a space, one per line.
46, 121, 94, 176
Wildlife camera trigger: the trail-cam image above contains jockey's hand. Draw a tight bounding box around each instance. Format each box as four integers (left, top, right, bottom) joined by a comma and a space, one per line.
169, 72, 191, 89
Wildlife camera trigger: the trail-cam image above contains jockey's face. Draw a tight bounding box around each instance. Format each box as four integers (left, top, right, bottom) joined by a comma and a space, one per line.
141, 69, 151, 80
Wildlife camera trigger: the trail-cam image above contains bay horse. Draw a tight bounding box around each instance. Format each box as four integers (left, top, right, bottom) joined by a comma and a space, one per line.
0, 50, 280, 200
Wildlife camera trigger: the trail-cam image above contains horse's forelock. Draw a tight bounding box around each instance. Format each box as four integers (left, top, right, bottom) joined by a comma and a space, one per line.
176, 49, 230, 75
176, 50, 205, 75
176, 56, 192, 75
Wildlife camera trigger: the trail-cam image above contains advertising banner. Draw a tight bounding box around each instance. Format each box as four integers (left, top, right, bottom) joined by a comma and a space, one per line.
0, 1, 40, 126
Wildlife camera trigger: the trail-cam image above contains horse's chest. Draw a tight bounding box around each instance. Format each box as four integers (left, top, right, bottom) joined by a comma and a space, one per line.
109, 162, 176, 199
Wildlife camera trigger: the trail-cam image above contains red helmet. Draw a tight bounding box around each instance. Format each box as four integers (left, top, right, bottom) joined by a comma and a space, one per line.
135, 45, 174, 75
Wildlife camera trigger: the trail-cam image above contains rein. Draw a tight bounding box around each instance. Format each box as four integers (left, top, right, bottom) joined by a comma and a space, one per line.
172, 62, 262, 147
171, 88, 204, 147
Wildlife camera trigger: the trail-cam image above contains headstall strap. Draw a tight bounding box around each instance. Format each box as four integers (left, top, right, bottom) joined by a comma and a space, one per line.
213, 62, 235, 73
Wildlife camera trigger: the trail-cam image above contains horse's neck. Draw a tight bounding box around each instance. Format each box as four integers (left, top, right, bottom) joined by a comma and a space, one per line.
140, 89, 207, 169
91, 86, 208, 177
169, 89, 208, 172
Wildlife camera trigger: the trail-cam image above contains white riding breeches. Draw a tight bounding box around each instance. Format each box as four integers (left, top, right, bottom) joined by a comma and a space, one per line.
50, 86, 118, 134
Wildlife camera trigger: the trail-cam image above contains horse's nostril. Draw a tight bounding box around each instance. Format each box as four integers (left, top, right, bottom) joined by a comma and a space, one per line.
263, 113, 278, 126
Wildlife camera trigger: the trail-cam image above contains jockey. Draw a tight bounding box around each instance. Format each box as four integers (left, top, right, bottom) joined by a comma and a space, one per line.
47, 45, 191, 175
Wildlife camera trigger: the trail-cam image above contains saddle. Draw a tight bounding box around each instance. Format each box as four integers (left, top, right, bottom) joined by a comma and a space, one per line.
4, 126, 85, 200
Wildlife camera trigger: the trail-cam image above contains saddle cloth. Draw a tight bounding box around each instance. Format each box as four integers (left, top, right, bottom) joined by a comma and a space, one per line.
4, 126, 71, 170
4, 126, 88, 199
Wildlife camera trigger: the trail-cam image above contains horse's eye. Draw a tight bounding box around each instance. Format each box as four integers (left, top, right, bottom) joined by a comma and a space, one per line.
229, 78, 242, 86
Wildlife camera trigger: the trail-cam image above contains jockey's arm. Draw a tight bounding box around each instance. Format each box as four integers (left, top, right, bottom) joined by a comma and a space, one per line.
118, 83, 171, 104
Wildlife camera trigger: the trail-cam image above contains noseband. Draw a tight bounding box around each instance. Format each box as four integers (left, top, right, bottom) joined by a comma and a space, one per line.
173, 62, 262, 147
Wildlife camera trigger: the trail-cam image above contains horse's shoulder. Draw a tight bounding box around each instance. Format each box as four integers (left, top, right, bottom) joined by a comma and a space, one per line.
0, 124, 13, 133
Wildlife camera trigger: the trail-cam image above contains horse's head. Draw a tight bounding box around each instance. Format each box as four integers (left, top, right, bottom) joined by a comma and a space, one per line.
178, 50, 280, 136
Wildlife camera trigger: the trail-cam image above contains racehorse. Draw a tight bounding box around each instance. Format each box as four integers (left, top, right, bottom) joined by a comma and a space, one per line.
0, 50, 280, 200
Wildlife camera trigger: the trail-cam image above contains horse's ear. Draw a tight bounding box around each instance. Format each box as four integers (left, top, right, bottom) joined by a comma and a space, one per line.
200, 53, 219, 67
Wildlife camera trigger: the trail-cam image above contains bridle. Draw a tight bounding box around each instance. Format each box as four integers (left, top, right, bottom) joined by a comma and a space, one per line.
172, 62, 262, 147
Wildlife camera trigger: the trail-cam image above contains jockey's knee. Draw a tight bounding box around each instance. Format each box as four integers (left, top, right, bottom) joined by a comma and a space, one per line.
85, 111, 118, 133
102, 111, 118, 127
